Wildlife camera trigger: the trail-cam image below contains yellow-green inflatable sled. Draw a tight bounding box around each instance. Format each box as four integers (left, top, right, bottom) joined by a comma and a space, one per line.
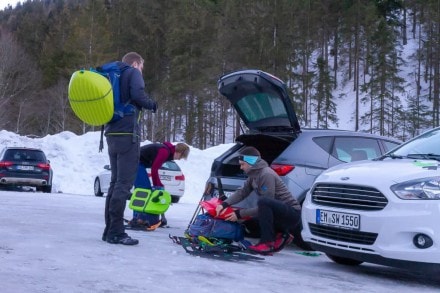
68, 70, 114, 126
129, 188, 172, 215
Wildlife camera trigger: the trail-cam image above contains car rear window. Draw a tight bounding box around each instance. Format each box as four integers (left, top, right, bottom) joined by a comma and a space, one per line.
161, 161, 181, 171
331, 137, 382, 162
236, 93, 288, 122
313, 136, 334, 153
4, 149, 46, 161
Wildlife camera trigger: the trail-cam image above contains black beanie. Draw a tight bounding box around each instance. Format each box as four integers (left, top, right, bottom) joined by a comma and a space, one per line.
239, 146, 261, 157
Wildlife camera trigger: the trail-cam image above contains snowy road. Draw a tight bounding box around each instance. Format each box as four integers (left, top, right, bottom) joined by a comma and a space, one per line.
0, 191, 438, 293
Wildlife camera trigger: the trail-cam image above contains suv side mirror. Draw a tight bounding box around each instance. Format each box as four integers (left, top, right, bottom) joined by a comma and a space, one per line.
104, 164, 111, 170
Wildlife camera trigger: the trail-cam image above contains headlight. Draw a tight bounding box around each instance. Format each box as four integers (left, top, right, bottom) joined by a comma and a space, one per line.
391, 177, 440, 199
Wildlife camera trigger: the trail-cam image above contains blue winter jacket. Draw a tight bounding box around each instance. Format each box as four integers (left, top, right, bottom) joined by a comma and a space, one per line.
104, 62, 157, 139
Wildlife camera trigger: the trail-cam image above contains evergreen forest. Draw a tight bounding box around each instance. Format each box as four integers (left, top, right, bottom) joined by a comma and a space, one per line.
0, 0, 439, 148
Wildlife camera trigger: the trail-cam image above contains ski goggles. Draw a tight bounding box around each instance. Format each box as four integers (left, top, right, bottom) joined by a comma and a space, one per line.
237, 155, 259, 165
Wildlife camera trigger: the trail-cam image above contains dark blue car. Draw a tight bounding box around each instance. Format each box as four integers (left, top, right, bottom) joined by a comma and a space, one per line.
0, 147, 53, 193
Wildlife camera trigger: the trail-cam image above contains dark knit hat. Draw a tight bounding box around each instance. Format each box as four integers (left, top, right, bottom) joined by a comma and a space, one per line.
239, 146, 261, 157
238, 146, 261, 165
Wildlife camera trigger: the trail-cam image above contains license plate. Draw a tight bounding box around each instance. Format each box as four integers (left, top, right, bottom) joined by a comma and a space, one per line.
17, 165, 34, 171
159, 175, 172, 181
316, 209, 360, 230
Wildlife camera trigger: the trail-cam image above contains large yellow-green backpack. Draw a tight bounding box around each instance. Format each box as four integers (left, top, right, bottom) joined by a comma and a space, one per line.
68, 62, 135, 126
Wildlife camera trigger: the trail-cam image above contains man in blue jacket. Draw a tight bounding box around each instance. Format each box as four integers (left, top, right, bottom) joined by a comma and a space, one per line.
102, 52, 157, 245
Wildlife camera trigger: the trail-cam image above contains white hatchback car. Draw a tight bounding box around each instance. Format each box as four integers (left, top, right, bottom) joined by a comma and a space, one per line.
94, 161, 185, 203
302, 127, 440, 273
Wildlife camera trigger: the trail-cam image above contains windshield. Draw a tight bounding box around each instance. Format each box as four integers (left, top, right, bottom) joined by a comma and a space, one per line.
392, 128, 440, 157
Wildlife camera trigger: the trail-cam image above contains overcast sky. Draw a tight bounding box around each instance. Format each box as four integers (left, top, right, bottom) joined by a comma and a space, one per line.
0, 0, 18, 10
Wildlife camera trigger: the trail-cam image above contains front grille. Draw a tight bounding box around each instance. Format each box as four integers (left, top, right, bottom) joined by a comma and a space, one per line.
311, 183, 388, 211
309, 223, 377, 245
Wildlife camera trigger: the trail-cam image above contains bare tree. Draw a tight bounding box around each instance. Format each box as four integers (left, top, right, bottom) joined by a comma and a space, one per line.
0, 30, 41, 133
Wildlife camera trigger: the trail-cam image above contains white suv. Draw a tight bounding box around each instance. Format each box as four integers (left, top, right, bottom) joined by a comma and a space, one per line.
301, 127, 440, 273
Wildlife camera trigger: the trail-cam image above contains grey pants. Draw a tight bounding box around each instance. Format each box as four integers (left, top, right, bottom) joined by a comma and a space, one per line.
104, 136, 140, 238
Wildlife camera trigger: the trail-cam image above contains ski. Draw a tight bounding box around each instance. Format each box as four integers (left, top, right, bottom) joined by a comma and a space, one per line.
184, 247, 265, 261
169, 234, 265, 261
124, 220, 162, 231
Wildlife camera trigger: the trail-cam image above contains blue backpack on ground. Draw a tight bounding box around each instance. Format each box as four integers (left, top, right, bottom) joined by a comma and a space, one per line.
187, 213, 244, 242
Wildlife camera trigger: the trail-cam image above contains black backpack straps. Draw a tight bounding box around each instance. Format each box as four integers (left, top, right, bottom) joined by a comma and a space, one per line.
99, 125, 105, 152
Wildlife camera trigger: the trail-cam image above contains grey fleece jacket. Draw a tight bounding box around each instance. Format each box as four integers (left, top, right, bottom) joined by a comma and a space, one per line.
224, 158, 301, 219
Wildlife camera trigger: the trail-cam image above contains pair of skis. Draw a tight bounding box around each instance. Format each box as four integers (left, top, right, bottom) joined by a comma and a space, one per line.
169, 234, 265, 261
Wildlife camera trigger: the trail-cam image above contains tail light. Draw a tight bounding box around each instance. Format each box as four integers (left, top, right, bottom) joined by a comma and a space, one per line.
175, 174, 185, 181
270, 164, 294, 176
0, 161, 13, 168
37, 163, 51, 171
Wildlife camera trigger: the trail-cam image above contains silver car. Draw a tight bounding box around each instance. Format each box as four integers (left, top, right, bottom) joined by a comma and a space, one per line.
203, 70, 401, 249
94, 161, 185, 203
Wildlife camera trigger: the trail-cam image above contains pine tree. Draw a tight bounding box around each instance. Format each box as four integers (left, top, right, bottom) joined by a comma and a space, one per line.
360, 7, 405, 136
313, 56, 338, 128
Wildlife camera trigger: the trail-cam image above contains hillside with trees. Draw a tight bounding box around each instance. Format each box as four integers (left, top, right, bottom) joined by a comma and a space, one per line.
0, 0, 439, 148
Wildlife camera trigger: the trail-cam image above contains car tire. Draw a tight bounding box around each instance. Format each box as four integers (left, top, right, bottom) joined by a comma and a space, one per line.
292, 222, 314, 251
94, 177, 103, 197
292, 232, 314, 251
42, 185, 52, 193
171, 195, 180, 203
326, 253, 363, 266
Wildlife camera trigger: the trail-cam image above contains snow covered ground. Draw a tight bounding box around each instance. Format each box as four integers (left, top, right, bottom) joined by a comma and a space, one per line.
0, 130, 439, 292
0, 191, 439, 293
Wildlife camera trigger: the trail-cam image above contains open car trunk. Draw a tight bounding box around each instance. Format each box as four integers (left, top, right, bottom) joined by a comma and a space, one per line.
212, 69, 300, 180
211, 134, 294, 178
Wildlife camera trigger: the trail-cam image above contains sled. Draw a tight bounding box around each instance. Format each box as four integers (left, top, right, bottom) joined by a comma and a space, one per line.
68, 70, 114, 126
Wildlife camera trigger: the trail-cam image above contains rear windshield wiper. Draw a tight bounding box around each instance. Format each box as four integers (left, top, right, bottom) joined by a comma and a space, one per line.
406, 153, 440, 161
